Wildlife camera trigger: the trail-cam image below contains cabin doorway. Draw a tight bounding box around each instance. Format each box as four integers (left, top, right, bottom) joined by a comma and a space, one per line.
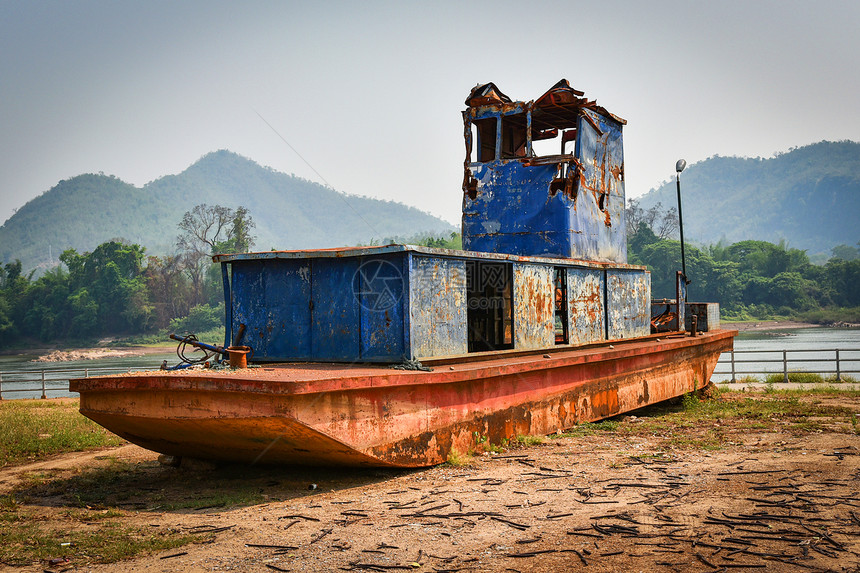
554, 267, 569, 344
466, 261, 513, 352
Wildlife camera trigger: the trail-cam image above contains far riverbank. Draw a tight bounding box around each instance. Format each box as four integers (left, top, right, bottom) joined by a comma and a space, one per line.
726, 320, 823, 332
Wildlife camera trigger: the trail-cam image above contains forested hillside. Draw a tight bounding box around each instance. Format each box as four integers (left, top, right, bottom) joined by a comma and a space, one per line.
635, 141, 860, 256
0, 150, 454, 273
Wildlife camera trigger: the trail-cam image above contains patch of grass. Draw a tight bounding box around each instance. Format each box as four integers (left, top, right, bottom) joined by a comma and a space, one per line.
681, 392, 701, 411
764, 371, 828, 385
0, 399, 124, 467
61, 507, 126, 522
0, 516, 197, 566
558, 420, 620, 437
446, 449, 474, 467
825, 374, 857, 384
516, 435, 544, 446
610, 388, 860, 451
666, 433, 724, 450
771, 385, 860, 397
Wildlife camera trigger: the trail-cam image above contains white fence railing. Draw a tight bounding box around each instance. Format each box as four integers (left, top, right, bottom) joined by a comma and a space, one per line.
713, 348, 860, 383
0, 366, 155, 399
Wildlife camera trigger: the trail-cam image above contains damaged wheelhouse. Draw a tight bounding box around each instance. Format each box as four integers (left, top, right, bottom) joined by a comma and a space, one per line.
462, 79, 626, 262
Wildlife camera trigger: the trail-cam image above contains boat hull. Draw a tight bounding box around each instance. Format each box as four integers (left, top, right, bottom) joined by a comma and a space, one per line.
71, 330, 734, 467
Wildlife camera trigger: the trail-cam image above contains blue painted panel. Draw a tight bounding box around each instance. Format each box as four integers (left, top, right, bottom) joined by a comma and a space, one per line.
463, 161, 576, 258
567, 267, 605, 345
231, 259, 312, 361
409, 256, 468, 358
574, 110, 627, 262
607, 269, 651, 340
311, 258, 361, 361
358, 254, 408, 361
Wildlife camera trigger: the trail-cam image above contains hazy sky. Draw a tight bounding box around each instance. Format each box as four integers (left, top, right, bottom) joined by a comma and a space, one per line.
2, 0, 858, 227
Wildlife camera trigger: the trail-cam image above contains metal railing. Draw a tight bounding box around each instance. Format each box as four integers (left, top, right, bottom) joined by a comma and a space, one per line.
0, 365, 158, 399
714, 348, 860, 383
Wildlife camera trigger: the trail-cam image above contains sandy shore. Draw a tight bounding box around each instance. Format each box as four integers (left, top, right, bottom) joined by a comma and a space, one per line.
21, 346, 172, 362
726, 320, 823, 332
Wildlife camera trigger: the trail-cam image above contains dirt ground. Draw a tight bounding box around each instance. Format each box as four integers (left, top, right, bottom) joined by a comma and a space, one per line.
2, 393, 860, 573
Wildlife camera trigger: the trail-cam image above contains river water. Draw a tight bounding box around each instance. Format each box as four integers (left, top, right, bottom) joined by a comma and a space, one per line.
0, 350, 178, 400
1, 327, 858, 399
711, 327, 860, 382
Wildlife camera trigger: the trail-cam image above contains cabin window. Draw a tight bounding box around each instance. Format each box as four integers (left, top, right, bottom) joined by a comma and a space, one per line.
466, 261, 513, 352
474, 117, 497, 162
554, 267, 569, 344
500, 116, 527, 159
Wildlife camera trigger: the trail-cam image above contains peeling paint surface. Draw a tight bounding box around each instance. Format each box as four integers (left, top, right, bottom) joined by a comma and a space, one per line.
409, 256, 468, 359
566, 267, 605, 345
606, 269, 651, 339
513, 263, 555, 350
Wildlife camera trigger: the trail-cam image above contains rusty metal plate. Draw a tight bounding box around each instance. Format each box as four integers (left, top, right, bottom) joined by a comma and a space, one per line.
566, 267, 606, 345
409, 255, 468, 359
606, 269, 650, 340
513, 263, 554, 350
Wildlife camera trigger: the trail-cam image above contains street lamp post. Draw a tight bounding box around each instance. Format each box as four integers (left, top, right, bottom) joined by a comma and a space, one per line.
675, 159, 689, 291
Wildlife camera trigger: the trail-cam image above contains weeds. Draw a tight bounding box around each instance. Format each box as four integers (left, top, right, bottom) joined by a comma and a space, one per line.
446, 449, 474, 467
0, 399, 123, 467
0, 518, 196, 566
558, 420, 620, 437
765, 371, 828, 385
516, 435, 544, 446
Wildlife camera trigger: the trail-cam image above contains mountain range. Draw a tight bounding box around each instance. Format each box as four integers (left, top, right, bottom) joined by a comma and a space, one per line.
633, 140, 860, 256
0, 150, 455, 273
2, 141, 858, 274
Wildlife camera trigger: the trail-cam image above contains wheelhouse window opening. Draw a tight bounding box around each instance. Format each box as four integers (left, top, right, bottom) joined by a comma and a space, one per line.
500, 115, 527, 159
474, 117, 498, 163
468, 123, 479, 163
554, 267, 569, 344
530, 128, 561, 157
466, 261, 514, 353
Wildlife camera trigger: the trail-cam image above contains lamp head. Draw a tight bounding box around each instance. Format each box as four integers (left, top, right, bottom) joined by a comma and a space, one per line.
675, 159, 687, 173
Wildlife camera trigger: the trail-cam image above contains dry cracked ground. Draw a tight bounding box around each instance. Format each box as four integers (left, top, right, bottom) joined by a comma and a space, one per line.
2, 389, 860, 573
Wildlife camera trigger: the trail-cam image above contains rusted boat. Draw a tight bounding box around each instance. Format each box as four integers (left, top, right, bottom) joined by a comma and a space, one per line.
71, 80, 735, 467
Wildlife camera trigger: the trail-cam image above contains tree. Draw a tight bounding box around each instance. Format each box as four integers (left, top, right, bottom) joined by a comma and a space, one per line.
177, 204, 256, 305
144, 255, 191, 328
214, 206, 256, 254
177, 204, 233, 254
625, 199, 678, 240
59, 241, 150, 335
831, 243, 860, 261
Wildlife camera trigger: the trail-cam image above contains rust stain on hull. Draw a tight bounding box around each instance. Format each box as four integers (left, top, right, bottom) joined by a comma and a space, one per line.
73, 330, 734, 468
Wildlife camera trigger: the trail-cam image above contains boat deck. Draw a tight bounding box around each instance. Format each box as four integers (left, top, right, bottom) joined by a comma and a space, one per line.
73, 330, 735, 395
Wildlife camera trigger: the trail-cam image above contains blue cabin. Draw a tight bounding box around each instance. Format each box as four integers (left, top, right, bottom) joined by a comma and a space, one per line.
462, 80, 627, 263
215, 81, 659, 364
